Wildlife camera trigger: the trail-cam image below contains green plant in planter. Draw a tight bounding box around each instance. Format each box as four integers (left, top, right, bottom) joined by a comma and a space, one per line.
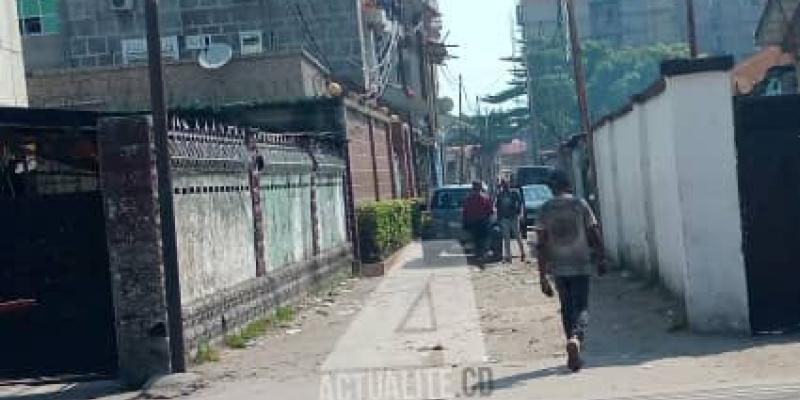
357, 200, 413, 263
410, 198, 428, 238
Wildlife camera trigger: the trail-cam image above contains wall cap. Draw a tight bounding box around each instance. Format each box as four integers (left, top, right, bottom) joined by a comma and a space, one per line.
660, 56, 735, 77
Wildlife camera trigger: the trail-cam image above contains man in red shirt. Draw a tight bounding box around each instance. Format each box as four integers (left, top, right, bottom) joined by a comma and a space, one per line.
462, 181, 494, 259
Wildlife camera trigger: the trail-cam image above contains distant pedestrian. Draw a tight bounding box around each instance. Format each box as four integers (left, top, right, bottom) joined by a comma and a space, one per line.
535, 171, 606, 372
462, 181, 493, 260
495, 179, 526, 263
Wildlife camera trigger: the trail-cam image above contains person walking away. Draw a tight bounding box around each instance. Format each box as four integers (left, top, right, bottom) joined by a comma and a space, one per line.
535, 171, 606, 372
462, 181, 493, 260
496, 179, 526, 263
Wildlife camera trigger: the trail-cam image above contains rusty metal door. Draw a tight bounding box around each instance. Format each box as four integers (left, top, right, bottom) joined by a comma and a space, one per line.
735, 95, 800, 333
0, 192, 116, 379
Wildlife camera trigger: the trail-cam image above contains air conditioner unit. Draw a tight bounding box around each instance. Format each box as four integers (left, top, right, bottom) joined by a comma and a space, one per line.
110, 0, 134, 11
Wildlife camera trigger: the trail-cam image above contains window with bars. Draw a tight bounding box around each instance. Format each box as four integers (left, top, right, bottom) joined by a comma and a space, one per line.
17, 0, 60, 36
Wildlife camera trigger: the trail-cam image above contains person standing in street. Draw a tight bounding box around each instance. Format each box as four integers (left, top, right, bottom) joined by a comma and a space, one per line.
535, 171, 606, 372
495, 179, 526, 263
462, 181, 494, 260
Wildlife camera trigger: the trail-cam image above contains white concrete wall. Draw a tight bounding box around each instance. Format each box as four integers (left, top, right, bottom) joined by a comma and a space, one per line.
591, 68, 750, 334
613, 108, 651, 274
641, 91, 688, 297
593, 123, 620, 265
635, 100, 660, 283
667, 72, 750, 333
0, 0, 28, 106
570, 145, 585, 199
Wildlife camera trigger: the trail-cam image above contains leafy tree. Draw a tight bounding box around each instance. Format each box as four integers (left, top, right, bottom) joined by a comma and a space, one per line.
583, 41, 690, 120
482, 38, 690, 151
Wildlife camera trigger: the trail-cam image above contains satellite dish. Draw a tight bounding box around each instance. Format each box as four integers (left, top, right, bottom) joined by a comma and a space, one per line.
198, 43, 233, 69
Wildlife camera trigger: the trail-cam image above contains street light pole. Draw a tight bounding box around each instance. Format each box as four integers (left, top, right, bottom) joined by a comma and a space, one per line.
685, 0, 699, 58
144, 0, 186, 373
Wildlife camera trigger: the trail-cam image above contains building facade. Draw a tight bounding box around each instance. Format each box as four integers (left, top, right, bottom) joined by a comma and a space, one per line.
17, 0, 442, 112
695, 0, 768, 61
517, 0, 767, 60
26, 50, 330, 111
18, 0, 368, 83
1, 0, 28, 106
17, 0, 443, 186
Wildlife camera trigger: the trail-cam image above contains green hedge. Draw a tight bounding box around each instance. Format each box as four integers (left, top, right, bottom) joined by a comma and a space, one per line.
409, 198, 427, 238
357, 199, 413, 263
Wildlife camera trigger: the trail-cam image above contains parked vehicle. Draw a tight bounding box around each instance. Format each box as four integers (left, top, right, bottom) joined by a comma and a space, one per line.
427, 185, 472, 242
521, 184, 554, 232
514, 165, 556, 188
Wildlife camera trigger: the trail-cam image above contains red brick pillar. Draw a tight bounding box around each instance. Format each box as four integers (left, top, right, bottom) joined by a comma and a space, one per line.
368, 117, 380, 201
98, 116, 173, 385
403, 123, 417, 198
385, 120, 398, 199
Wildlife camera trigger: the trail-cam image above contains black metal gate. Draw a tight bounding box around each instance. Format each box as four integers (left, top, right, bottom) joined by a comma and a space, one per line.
0, 192, 117, 379
735, 95, 800, 333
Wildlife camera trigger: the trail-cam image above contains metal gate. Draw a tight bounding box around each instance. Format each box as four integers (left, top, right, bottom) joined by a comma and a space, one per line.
0, 192, 117, 379
735, 95, 800, 333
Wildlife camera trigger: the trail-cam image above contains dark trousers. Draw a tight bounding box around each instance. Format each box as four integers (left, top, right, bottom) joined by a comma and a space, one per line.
464, 219, 489, 256
554, 276, 590, 342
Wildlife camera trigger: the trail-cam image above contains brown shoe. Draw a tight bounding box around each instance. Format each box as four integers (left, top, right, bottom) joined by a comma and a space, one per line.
566, 338, 583, 372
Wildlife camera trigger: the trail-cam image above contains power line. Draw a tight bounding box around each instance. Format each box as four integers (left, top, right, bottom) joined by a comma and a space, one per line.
294, 4, 334, 75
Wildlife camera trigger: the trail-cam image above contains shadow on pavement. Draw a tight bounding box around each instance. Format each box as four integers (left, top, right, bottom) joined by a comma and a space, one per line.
582, 272, 800, 369
0, 380, 129, 400
488, 366, 569, 390
404, 239, 504, 269
479, 268, 800, 393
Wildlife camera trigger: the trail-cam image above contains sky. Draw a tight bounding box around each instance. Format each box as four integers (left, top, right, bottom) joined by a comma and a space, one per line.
438, 0, 519, 115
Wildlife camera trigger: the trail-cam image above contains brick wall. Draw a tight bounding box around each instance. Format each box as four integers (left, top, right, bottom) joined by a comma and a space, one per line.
97, 117, 172, 385
343, 100, 400, 205
346, 111, 377, 204
371, 119, 395, 199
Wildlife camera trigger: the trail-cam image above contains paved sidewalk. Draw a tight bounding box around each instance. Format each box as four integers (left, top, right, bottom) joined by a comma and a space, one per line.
4, 241, 800, 400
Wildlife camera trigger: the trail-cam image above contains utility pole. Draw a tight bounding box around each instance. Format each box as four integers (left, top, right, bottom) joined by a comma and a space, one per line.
527, 75, 541, 164
144, 0, 186, 373
564, 0, 598, 201
458, 74, 465, 184
475, 95, 482, 183
685, 0, 699, 58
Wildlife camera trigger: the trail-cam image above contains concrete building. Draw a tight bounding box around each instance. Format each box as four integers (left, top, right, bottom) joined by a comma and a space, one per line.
18, 0, 365, 82
695, 0, 768, 61
589, 0, 684, 47
26, 50, 330, 111
1, 0, 28, 106
517, 0, 589, 42
17, 0, 444, 186
17, 0, 442, 119
517, 0, 767, 60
